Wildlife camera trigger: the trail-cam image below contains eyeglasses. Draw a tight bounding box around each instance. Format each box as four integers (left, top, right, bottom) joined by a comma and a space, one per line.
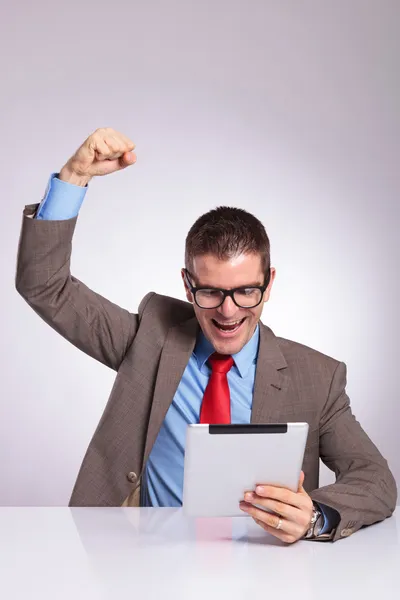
183, 268, 271, 309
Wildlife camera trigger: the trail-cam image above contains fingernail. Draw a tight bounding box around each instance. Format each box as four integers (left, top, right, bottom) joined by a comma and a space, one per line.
256, 486, 264, 494
245, 492, 253, 501
239, 502, 249, 511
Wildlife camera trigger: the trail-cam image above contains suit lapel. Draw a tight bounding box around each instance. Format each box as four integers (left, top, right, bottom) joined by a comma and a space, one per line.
251, 323, 291, 424
143, 316, 199, 464
143, 319, 291, 466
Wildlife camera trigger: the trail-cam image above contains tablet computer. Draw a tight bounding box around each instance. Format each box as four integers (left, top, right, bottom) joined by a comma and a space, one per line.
182, 422, 309, 517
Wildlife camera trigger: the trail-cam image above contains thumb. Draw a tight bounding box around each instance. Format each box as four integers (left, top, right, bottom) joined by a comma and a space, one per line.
298, 470, 305, 492
119, 151, 137, 167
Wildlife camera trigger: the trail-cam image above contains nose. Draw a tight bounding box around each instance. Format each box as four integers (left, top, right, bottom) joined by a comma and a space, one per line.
216, 295, 238, 319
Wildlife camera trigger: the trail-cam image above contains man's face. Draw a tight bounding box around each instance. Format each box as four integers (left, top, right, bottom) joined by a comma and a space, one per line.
182, 253, 275, 355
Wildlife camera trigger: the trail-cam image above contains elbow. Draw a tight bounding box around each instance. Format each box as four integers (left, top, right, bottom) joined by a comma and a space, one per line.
15, 274, 36, 303
15, 274, 27, 299
379, 462, 398, 516
387, 473, 397, 515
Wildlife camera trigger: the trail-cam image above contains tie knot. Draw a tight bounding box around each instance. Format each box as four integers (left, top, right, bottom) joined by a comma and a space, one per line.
208, 353, 234, 374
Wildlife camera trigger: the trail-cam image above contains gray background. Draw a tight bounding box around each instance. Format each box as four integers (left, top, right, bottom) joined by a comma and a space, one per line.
1, 1, 399, 505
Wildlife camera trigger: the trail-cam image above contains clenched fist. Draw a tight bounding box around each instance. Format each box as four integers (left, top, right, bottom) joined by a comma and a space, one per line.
59, 128, 137, 187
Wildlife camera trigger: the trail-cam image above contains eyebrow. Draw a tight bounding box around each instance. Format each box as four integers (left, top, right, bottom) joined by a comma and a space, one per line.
193, 281, 264, 289
185, 270, 265, 289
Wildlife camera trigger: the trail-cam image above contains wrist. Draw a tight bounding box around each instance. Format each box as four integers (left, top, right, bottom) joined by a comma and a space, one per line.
59, 166, 91, 187
304, 503, 323, 539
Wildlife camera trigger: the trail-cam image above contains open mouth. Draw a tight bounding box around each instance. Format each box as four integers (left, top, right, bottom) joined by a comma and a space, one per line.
212, 317, 246, 335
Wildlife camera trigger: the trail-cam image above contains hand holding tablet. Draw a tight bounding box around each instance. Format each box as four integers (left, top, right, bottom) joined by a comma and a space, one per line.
183, 422, 314, 543
239, 469, 314, 543
183, 422, 309, 517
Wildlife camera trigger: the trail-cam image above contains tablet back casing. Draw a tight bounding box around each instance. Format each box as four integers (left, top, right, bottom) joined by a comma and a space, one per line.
183, 423, 309, 517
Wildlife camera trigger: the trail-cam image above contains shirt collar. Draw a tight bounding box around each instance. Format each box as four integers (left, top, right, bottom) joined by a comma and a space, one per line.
194, 324, 260, 378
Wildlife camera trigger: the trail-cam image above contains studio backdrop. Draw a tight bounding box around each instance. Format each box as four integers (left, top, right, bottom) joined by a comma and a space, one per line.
1, 0, 399, 505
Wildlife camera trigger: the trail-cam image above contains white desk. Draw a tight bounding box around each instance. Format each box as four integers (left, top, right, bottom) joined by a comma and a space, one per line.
0, 508, 398, 599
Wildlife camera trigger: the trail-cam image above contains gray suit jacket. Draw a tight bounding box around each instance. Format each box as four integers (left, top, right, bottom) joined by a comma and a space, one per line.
16, 204, 397, 541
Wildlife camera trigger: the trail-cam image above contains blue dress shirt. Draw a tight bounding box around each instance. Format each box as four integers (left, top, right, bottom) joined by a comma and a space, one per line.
141, 324, 259, 506
36, 173, 87, 220
34, 173, 339, 535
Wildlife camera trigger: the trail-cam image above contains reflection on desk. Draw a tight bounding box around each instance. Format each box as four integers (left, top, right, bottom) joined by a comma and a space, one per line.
0, 507, 398, 600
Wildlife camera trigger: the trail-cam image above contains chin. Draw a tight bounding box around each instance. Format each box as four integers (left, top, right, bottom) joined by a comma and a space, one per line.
210, 334, 247, 356
200, 317, 254, 355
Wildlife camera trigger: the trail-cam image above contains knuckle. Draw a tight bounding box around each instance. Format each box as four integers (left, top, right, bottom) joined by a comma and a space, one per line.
285, 535, 297, 544
90, 134, 106, 148
279, 506, 289, 518
267, 515, 277, 527
106, 138, 122, 154
105, 142, 117, 154
281, 490, 290, 504
295, 523, 304, 535
302, 512, 312, 526
271, 501, 284, 516
299, 516, 308, 529
97, 145, 109, 157
256, 518, 266, 530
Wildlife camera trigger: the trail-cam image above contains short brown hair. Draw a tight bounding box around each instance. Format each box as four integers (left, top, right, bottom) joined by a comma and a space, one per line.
185, 206, 270, 274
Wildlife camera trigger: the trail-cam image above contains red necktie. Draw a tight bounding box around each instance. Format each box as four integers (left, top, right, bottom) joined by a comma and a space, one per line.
199, 353, 234, 424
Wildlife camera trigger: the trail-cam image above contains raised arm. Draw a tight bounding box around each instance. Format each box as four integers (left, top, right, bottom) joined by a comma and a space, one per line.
15, 128, 145, 371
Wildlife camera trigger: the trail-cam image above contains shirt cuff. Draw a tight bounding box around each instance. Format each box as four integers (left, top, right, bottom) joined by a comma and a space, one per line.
316, 501, 341, 535
36, 172, 88, 220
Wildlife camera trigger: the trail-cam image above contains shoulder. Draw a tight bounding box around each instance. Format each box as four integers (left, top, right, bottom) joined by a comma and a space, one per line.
274, 332, 346, 397
278, 336, 339, 367
138, 291, 195, 326
261, 322, 342, 378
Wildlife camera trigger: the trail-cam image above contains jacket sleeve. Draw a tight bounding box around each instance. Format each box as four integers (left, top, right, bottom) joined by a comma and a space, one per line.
310, 361, 397, 541
15, 203, 153, 371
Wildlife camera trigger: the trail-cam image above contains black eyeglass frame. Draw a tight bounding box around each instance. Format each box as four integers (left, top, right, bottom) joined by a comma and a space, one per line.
183, 267, 271, 309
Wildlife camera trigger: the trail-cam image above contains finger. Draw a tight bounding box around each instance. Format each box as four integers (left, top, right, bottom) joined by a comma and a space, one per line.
91, 144, 133, 174
254, 485, 306, 510
103, 136, 126, 160
240, 502, 294, 534
118, 132, 136, 151
240, 502, 303, 541
104, 128, 136, 150
106, 140, 137, 165
94, 140, 126, 165
106, 131, 136, 158
108, 132, 136, 164
252, 517, 299, 544
244, 492, 300, 521
92, 137, 113, 161
298, 470, 305, 492
120, 151, 137, 166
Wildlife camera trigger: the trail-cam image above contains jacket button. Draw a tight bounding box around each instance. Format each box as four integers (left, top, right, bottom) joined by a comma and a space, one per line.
340, 528, 353, 537
127, 471, 137, 483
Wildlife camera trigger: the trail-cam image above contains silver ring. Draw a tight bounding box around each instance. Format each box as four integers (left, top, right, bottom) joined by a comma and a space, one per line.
276, 517, 283, 530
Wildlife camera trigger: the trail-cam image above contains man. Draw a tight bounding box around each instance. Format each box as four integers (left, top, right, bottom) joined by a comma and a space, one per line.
16, 127, 397, 543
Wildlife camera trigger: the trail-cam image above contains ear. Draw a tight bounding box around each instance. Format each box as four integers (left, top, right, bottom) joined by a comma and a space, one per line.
263, 267, 276, 303
181, 268, 193, 303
